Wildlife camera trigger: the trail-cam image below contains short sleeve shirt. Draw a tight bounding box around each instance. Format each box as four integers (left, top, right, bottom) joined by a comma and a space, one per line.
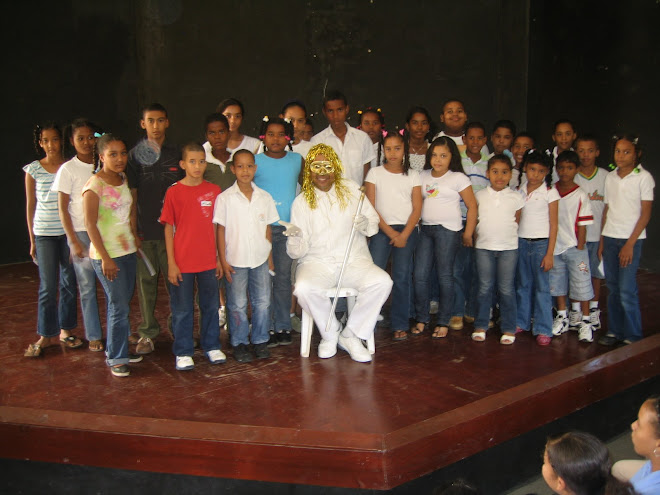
518, 183, 561, 239
420, 169, 472, 231
365, 166, 421, 225
51, 156, 95, 232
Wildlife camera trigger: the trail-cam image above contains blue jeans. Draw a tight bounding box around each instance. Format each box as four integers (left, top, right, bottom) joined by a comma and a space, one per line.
226, 261, 271, 347
270, 225, 293, 332
452, 238, 478, 318
414, 224, 460, 326
369, 225, 418, 331
516, 238, 553, 336
34, 235, 77, 337
92, 253, 136, 366
475, 249, 517, 333
603, 237, 643, 342
169, 269, 220, 356
72, 231, 103, 341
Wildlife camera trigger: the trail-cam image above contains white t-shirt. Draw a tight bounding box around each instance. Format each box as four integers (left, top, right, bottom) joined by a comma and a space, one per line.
575, 167, 607, 242
602, 165, 655, 239
51, 156, 96, 232
228, 135, 261, 156
365, 166, 421, 225
475, 186, 525, 250
554, 185, 593, 255
518, 183, 561, 239
420, 169, 471, 231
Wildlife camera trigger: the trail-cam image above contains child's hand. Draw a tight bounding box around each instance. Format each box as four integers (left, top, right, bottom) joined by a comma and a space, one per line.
215, 259, 223, 279
168, 263, 182, 286
462, 232, 473, 247
540, 253, 554, 272
268, 256, 275, 273
597, 241, 604, 260
69, 239, 85, 259
222, 261, 235, 283
29, 242, 36, 263
134, 237, 142, 251
391, 234, 407, 248
102, 258, 119, 281
619, 243, 634, 267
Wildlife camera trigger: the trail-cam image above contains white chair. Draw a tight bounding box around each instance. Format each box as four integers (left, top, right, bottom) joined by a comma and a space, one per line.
300, 287, 376, 357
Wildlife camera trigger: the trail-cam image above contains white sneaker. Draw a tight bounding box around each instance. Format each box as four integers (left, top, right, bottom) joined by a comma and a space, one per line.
338, 333, 372, 363
552, 314, 569, 336
175, 355, 195, 371
578, 321, 594, 343
589, 308, 601, 330
568, 310, 582, 330
218, 306, 226, 327
318, 332, 339, 359
429, 301, 439, 315
207, 349, 227, 364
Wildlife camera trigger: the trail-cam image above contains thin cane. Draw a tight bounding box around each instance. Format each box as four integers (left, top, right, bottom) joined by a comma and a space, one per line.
325, 187, 366, 335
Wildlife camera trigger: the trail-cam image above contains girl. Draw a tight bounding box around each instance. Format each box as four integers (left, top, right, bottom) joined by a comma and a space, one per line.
52, 118, 104, 351
254, 117, 303, 346
510, 132, 535, 188
280, 99, 313, 158
548, 119, 577, 183
358, 107, 385, 169
598, 134, 654, 346
404, 106, 435, 173
411, 137, 476, 338
516, 150, 559, 346
83, 134, 140, 377
365, 133, 422, 341
23, 123, 80, 358
472, 155, 524, 344
216, 97, 261, 155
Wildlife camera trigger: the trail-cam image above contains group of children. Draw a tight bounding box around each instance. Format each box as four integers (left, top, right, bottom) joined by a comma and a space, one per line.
23, 92, 653, 375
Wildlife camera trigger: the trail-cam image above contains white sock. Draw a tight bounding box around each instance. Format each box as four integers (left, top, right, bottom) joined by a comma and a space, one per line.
571, 302, 581, 312
558, 310, 568, 318
589, 301, 599, 310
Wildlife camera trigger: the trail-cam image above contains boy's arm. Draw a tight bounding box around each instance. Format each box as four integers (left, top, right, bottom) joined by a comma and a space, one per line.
266, 224, 274, 272
213, 221, 223, 279
216, 224, 234, 283
164, 223, 181, 286
130, 188, 142, 251
576, 225, 587, 250
598, 205, 608, 260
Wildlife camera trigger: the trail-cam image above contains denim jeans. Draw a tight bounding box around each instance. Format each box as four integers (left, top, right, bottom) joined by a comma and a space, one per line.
475, 249, 517, 333
72, 231, 103, 341
452, 238, 478, 318
369, 225, 418, 331
270, 225, 293, 332
136, 239, 169, 338
34, 235, 77, 337
169, 268, 220, 356
516, 238, 553, 336
414, 224, 460, 326
92, 253, 136, 366
226, 261, 271, 347
603, 237, 643, 342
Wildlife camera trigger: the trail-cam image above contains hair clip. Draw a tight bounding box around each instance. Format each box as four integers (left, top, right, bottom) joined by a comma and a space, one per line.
285, 136, 291, 141
262, 116, 269, 122
357, 110, 363, 115
612, 134, 620, 142
399, 129, 405, 136
634, 167, 640, 173
382, 130, 388, 137
633, 137, 639, 145
544, 149, 552, 157
283, 117, 291, 124
608, 163, 616, 170
259, 135, 265, 140
526, 148, 535, 154
377, 108, 381, 113
94, 132, 105, 138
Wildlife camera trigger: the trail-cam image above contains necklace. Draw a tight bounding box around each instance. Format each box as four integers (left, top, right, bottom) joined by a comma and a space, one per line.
410, 141, 427, 155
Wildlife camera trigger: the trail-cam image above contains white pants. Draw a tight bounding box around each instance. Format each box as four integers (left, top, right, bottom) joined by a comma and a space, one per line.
294, 259, 392, 341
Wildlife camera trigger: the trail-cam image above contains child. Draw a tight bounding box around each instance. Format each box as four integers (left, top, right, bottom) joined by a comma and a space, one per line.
516, 150, 559, 346
280, 99, 313, 158
216, 97, 261, 155
412, 137, 476, 338
434, 99, 468, 153
574, 134, 607, 329
214, 150, 279, 363
550, 151, 595, 343
404, 106, 435, 173
489, 119, 516, 162
160, 142, 226, 370
301, 119, 314, 142
365, 132, 422, 341
472, 155, 525, 344
23, 122, 80, 357
52, 118, 104, 351
254, 117, 302, 346
127, 103, 183, 354
310, 90, 375, 185
83, 134, 141, 377
598, 134, 654, 346
202, 113, 236, 192
358, 107, 385, 169
548, 119, 578, 182
510, 132, 535, 188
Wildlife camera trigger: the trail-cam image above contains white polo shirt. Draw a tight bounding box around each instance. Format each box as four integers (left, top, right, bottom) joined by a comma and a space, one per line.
365, 166, 421, 225
51, 156, 96, 232
602, 165, 655, 239
518, 183, 560, 239
310, 123, 375, 184
475, 186, 524, 250
213, 181, 279, 268
575, 167, 607, 242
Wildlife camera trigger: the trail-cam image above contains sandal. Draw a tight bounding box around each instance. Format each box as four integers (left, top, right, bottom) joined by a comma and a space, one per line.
471, 330, 487, 342
432, 326, 448, 339
24, 343, 43, 357
393, 330, 408, 341
89, 340, 104, 352
500, 334, 516, 345
60, 335, 84, 349
410, 321, 429, 335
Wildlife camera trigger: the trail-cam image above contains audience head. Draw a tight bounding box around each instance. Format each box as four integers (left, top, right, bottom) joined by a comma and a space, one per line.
512, 132, 535, 167
259, 116, 294, 153
552, 119, 577, 153
204, 113, 230, 153
216, 98, 246, 134
575, 134, 600, 169
358, 107, 386, 145
631, 396, 660, 461
404, 105, 435, 144
440, 98, 468, 135
141, 103, 169, 143
487, 153, 513, 191
522, 148, 553, 188
322, 90, 349, 131
491, 119, 516, 155
612, 133, 642, 169
382, 132, 410, 174
280, 99, 308, 142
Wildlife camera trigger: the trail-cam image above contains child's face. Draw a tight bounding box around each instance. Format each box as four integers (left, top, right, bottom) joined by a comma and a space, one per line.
552, 123, 576, 152
512, 136, 534, 166
323, 99, 349, 130
206, 121, 229, 152
463, 127, 486, 156
39, 128, 62, 156
360, 111, 383, 144
141, 110, 169, 142
487, 160, 512, 191
230, 153, 257, 185
614, 139, 638, 169
556, 160, 578, 184
100, 140, 128, 174
383, 137, 404, 166
576, 140, 599, 169
282, 106, 306, 140
491, 127, 514, 154
406, 112, 430, 141
301, 124, 314, 142
71, 126, 96, 157
525, 162, 548, 188
222, 105, 243, 133
309, 153, 336, 192
430, 144, 452, 176
180, 150, 207, 179
264, 123, 288, 154
440, 101, 467, 133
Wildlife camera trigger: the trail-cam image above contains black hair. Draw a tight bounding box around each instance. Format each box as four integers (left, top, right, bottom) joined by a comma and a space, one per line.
231, 148, 255, 163
94, 133, 127, 173
280, 99, 307, 116
216, 97, 245, 115
492, 119, 516, 136
487, 153, 513, 170
259, 117, 294, 152
359, 107, 386, 166
204, 112, 229, 132
382, 133, 410, 175
142, 102, 168, 118
358, 107, 385, 128
63, 117, 101, 159
513, 131, 535, 145
432, 479, 479, 495
322, 90, 348, 107
612, 132, 642, 165
465, 121, 486, 135
181, 141, 205, 160
556, 150, 580, 168
553, 118, 576, 133
425, 136, 462, 173
441, 98, 466, 112
403, 105, 436, 144
521, 149, 553, 188
33, 122, 63, 158
574, 133, 600, 149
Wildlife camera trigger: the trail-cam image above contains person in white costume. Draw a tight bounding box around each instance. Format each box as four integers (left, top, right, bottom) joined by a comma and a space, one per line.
285, 143, 392, 362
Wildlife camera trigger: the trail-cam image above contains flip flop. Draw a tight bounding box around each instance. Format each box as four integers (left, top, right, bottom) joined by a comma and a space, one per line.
89, 340, 104, 352
410, 321, 428, 335
471, 330, 487, 342
432, 326, 448, 339
60, 335, 84, 349
500, 334, 516, 345
393, 330, 408, 341
24, 343, 42, 357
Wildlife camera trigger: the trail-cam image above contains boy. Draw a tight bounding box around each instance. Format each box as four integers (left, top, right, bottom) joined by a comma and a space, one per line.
310, 90, 375, 185
490, 119, 516, 161
213, 150, 279, 363
127, 103, 183, 354
574, 134, 606, 329
160, 142, 225, 370
550, 151, 595, 342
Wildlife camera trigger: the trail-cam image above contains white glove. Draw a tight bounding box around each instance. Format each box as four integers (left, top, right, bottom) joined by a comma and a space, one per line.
354, 214, 370, 236
279, 220, 302, 237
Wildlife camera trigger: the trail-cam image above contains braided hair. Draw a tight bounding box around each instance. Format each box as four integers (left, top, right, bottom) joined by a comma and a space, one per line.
259, 117, 295, 152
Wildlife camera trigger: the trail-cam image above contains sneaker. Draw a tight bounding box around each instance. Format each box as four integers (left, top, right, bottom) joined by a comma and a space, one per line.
598, 334, 619, 346
318, 332, 339, 359
207, 349, 226, 364
136, 337, 155, 355
111, 364, 130, 377
175, 355, 195, 370
429, 301, 439, 315
267, 331, 280, 348
128, 353, 143, 363
338, 332, 372, 363
569, 310, 583, 330
218, 306, 226, 327
536, 335, 552, 346
254, 343, 270, 359
589, 308, 601, 330
578, 321, 594, 343
449, 316, 464, 330
552, 315, 569, 336
128, 333, 140, 345
233, 343, 253, 363
277, 331, 293, 346
291, 314, 301, 333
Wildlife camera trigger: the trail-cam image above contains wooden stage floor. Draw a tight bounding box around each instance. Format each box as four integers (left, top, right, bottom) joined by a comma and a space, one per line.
0, 262, 658, 490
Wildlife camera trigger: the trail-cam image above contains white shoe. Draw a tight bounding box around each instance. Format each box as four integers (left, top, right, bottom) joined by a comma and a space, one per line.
207, 349, 227, 364
218, 306, 226, 327
318, 332, 339, 359
578, 321, 594, 343
338, 333, 372, 363
589, 308, 601, 330
568, 310, 582, 330
175, 355, 195, 371
552, 314, 569, 336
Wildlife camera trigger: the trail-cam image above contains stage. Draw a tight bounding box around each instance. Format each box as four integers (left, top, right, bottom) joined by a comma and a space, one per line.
0, 262, 658, 492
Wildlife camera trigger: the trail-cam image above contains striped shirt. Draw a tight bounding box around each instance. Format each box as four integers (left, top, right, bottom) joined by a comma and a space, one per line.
23, 160, 65, 236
